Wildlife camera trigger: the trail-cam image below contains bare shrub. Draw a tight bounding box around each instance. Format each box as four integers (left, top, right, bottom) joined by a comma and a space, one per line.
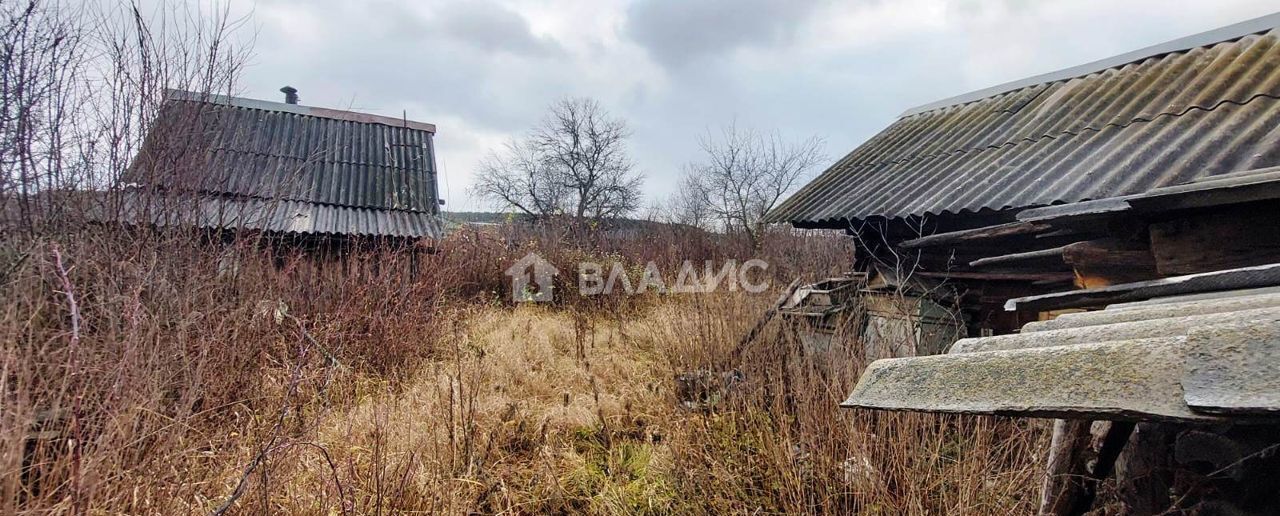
677, 123, 825, 247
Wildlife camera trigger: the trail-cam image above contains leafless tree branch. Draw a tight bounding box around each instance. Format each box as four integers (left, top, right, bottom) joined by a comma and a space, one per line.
471, 98, 643, 220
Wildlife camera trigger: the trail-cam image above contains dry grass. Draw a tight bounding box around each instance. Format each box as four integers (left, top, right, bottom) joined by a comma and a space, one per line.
1, 227, 1048, 514
227, 295, 1047, 514
3, 1, 1049, 511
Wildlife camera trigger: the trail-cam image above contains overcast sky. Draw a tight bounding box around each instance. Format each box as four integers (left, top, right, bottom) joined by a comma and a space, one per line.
219, 0, 1276, 211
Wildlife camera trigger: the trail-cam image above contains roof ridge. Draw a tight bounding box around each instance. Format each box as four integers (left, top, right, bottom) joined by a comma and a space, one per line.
900, 11, 1280, 117
166, 89, 437, 133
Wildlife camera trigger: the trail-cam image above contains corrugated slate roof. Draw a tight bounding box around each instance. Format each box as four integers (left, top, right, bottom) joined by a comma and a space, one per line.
109, 191, 442, 238
126, 90, 441, 238
769, 13, 1280, 227
844, 284, 1280, 421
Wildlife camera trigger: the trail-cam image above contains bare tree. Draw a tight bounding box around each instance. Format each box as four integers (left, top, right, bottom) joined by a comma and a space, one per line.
663, 173, 713, 230
680, 122, 825, 247
1, 0, 88, 230
473, 139, 569, 217
0, 0, 250, 234
472, 98, 642, 220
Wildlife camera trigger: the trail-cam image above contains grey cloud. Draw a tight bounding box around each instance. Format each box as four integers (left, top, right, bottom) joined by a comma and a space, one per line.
234, 0, 1280, 212
246, 0, 573, 132
625, 0, 824, 68
428, 1, 563, 57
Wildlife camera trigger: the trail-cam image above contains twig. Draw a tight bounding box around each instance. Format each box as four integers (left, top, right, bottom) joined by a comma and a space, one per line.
51, 243, 85, 512
51, 245, 80, 345
211, 332, 312, 515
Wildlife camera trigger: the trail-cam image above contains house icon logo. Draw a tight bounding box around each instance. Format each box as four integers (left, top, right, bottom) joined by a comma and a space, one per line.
504, 253, 558, 302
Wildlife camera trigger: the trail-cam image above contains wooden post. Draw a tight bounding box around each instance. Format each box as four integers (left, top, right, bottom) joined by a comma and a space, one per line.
730, 278, 803, 363
1040, 420, 1135, 515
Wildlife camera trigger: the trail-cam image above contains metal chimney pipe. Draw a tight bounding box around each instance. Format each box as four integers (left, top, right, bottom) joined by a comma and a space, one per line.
280, 86, 299, 105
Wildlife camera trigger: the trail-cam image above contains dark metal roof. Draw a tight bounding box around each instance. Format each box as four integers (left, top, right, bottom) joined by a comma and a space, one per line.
125, 90, 441, 238
109, 191, 442, 238
769, 17, 1280, 228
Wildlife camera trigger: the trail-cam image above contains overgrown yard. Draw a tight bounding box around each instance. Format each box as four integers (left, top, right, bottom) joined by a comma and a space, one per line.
2, 228, 1048, 514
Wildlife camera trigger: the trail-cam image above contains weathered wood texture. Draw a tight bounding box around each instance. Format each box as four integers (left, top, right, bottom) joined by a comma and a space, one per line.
1062, 238, 1158, 288
1113, 423, 1176, 516
899, 221, 1049, 249
1040, 420, 1135, 515
1150, 204, 1280, 276
968, 246, 1068, 269
730, 278, 803, 363
1004, 262, 1280, 312
914, 271, 1074, 282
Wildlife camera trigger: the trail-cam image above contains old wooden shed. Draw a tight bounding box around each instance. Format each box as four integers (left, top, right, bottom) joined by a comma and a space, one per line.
769, 12, 1280, 515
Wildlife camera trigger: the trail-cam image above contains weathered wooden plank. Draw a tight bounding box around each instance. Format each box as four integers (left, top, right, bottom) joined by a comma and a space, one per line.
1040, 420, 1097, 516
914, 271, 1075, 282
898, 221, 1049, 249
1003, 262, 1280, 312
1040, 420, 1135, 516
968, 246, 1067, 269
1062, 239, 1154, 270
1062, 238, 1158, 288
730, 278, 803, 362
1149, 204, 1280, 276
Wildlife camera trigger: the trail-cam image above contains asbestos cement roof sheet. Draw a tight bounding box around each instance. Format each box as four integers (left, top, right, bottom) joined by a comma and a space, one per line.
842, 282, 1280, 421
125, 90, 441, 237
769, 13, 1280, 227
110, 190, 442, 239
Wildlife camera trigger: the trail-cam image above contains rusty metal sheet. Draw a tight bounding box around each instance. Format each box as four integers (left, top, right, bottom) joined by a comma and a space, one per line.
1183, 319, 1280, 415
843, 337, 1216, 421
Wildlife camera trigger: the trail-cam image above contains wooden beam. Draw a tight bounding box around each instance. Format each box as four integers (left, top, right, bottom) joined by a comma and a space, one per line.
1150, 204, 1280, 276
1004, 262, 1280, 312
916, 270, 1075, 282
1062, 239, 1158, 288
1040, 420, 1135, 516
968, 245, 1067, 269
730, 279, 803, 363
898, 221, 1049, 249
